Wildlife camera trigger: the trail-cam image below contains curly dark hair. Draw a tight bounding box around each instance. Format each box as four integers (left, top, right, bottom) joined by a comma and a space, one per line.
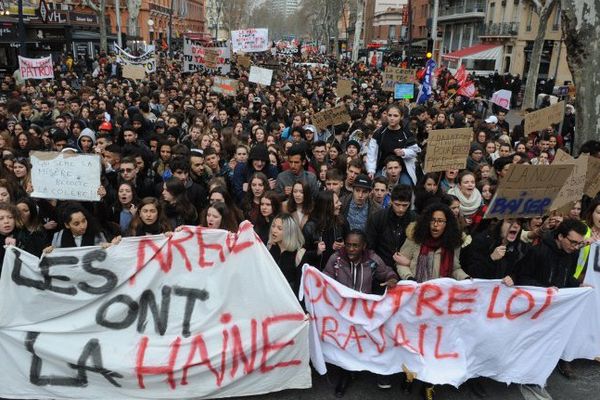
413, 203, 462, 249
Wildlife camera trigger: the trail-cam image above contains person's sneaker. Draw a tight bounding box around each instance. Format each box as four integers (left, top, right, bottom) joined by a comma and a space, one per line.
376, 375, 392, 389
423, 385, 435, 400
557, 360, 576, 379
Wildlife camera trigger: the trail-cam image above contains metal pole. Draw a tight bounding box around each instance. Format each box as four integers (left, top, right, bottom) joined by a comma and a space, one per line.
431, 0, 439, 60
407, 0, 412, 65
18, 0, 26, 56
168, 0, 174, 58
115, 0, 122, 47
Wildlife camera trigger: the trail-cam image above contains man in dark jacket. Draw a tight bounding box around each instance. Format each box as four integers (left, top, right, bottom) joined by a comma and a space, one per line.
514, 218, 587, 379
366, 184, 415, 267
341, 174, 381, 232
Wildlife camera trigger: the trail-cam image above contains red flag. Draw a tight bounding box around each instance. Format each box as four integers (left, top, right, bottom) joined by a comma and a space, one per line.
455, 64, 476, 97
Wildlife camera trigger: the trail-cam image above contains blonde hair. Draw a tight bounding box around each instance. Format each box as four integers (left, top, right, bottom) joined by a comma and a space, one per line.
270, 213, 305, 252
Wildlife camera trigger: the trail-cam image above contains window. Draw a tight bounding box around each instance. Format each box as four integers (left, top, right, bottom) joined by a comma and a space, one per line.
526, 6, 533, 31
488, 3, 495, 25
389, 25, 397, 40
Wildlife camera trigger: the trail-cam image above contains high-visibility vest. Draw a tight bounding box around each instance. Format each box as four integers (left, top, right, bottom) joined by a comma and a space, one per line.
574, 226, 593, 280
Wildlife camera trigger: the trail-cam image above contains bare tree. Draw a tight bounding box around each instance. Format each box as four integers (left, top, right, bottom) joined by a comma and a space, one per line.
83, 0, 108, 53
221, 0, 249, 38
561, 0, 600, 149
126, 0, 143, 38
522, 0, 559, 110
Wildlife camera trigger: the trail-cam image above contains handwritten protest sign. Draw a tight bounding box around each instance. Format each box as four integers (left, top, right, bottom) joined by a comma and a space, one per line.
491, 89, 512, 110
382, 67, 416, 91
312, 104, 351, 129
115, 45, 156, 73
249, 66, 273, 86
524, 101, 565, 134
584, 155, 600, 197
183, 37, 230, 74
211, 76, 238, 96
18, 56, 54, 79
0, 222, 311, 399
550, 149, 588, 211
231, 28, 269, 53
423, 128, 472, 172
30, 151, 101, 201
485, 164, 573, 219
204, 48, 220, 69
122, 63, 146, 80
336, 79, 353, 97
301, 266, 590, 386
237, 55, 252, 68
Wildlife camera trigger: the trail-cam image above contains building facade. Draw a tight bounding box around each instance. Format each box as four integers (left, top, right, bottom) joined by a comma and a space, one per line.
363, 0, 408, 45
271, 0, 300, 17
438, 0, 486, 55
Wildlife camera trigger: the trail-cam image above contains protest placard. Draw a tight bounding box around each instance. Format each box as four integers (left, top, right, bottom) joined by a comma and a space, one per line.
30, 151, 101, 201
312, 104, 351, 129
0, 222, 311, 399
183, 37, 231, 74
524, 101, 565, 134
394, 83, 414, 99
301, 266, 590, 386
204, 48, 220, 69
115, 45, 157, 73
231, 28, 269, 53
237, 55, 251, 68
584, 155, 600, 197
484, 164, 574, 219
382, 67, 416, 91
249, 66, 273, 86
491, 89, 512, 109
122, 63, 146, 80
18, 56, 54, 79
336, 79, 353, 97
550, 149, 588, 211
211, 76, 238, 96
423, 128, 472, 172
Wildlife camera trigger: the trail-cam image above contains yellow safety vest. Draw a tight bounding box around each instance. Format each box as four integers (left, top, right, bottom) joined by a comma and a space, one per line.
574, 227, 592, 280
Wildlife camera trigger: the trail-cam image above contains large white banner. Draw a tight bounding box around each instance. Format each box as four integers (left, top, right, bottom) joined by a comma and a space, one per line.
231, 29, 269, 53
30, 151, 101, 202
0, 222, 311, 399
301, 266, 591, 386
18, 56, 54, 80
183, 37, 231, 74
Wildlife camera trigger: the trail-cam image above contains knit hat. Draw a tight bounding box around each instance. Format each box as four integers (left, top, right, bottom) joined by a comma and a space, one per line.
248, 144, 270, 163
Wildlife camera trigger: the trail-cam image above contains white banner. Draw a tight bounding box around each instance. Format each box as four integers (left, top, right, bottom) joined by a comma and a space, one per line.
30, 151, 101, 201
183, 37, 231, 74
18, 56, 54, 80
0, 222, 311, 399
301, 266, 591, 386
231, 29, 269, 53
249, 66, 273, 86
491, 89, 512, 110
115, 45, 157, 74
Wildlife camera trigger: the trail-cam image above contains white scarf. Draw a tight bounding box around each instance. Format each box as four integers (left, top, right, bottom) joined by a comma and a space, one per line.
448, 186, 482, 216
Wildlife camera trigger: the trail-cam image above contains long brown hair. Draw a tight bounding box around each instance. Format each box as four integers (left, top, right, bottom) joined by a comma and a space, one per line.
128, 197, 172, 235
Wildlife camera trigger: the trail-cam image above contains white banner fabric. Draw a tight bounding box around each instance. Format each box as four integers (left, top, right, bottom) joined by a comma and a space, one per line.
18, 56, 54, 80
300, 266, 591, 387
0, 222, 311, 399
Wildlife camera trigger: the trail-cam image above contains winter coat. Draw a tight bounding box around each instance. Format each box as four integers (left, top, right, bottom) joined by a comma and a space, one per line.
303, 218, 349, 270
366, 208, 416, 268
465, 231, 529, 280
397, 238, 469, 281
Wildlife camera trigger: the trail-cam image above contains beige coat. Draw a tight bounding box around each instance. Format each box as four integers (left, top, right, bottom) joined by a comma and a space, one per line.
396, 238, 470, 281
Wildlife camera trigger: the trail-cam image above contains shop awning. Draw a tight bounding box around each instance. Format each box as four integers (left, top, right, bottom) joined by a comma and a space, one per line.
442, 43, 502, 60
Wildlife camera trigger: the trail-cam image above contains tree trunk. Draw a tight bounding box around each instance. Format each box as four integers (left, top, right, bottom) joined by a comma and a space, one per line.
127, 0, 142, 37
561, 0, 600, 151
352, 0, 364, 62
99, 0, 107, 52
522, 0, 558, 110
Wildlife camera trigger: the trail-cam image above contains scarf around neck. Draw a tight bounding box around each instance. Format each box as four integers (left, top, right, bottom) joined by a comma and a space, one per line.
448, 186, 482, 216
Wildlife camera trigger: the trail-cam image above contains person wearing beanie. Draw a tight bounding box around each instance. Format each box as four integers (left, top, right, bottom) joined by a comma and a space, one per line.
466, 143, 485, 172
232, 143, 278, 203
77, 128, 96, 153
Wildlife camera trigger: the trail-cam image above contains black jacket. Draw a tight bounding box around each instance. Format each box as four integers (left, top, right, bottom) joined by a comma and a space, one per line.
303, 218, 349, 270
465, 232, 529, 280
516, 232, 580, 288
366, 208, 416, 268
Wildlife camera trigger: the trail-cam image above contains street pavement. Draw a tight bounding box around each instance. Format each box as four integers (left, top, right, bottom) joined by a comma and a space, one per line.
244, 359, 600, 400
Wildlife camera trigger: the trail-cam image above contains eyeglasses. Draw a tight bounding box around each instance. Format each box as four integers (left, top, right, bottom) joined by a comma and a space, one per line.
119, 168, 134, 173
564, 236, 584, 247
431, 219, 447, 226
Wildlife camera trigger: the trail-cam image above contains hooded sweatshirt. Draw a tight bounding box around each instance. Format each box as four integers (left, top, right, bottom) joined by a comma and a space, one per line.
77, 128, 96, 153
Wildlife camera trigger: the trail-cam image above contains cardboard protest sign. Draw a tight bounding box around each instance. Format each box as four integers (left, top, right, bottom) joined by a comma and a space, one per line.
336, 79, 353, 97
312, 104, 351, 130
122, 63, 146, 80
18, 56, 54, 79
237, 55, 251, 68
204, 48, 220, 69
231, 28, 269, 53
584, 155, 600, 197
302, 266, 590, 386
249, 66, 273, 86
491, 89, 512, 109
550, 149, 588, 211
211, 76, 238, 96
30, 151, 101, 201
484, 164, 574, 219
423, 128, 472, 172
382, 67, 416, 91
524, 101, 565, 134
0, 222, 311, 399
183, 37, 231, 74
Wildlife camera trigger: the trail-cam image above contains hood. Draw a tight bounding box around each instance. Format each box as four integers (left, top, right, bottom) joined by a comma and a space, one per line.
77, 128, 97, 149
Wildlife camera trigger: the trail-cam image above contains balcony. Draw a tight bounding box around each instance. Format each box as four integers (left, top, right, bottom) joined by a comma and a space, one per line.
438, 1, 486, 22
480, 22, 519, 37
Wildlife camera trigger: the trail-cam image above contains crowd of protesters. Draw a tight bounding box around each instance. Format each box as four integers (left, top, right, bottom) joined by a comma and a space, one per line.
0, 49, 598, 400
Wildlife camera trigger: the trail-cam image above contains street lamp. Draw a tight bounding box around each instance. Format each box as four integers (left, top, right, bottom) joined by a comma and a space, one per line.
147, 19, 154, 43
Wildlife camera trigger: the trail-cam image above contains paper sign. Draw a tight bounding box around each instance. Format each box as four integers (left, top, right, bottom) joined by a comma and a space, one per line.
249, 66, 273, 86
18, 56, 54, 79
237, 55, 251, 68
312, 104, 351, 130
484, 164, 574, 219
423, 128, 472, 172
550, 149, 588, 211
231, 28, 269, 53
524, 101, 565, 134
203, 48, 220, 69
584, 156, 600, 197
30, 151, 101, 201
382, 67, 416, 91
336, 79, 353, 97
122, 63, 146, 80
394, 83, 414, 99
302, 266, 590, 387
183, 37, 231, 74
0, 223, 311, 399
211, 76, 238, 96
491, 89, 512, 110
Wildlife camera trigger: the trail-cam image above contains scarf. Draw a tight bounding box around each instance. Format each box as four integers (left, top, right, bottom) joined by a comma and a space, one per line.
135, 222, 162, 236
415, 238, 454, 282
60, 228, 97, 248
448, 186, 482, 216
